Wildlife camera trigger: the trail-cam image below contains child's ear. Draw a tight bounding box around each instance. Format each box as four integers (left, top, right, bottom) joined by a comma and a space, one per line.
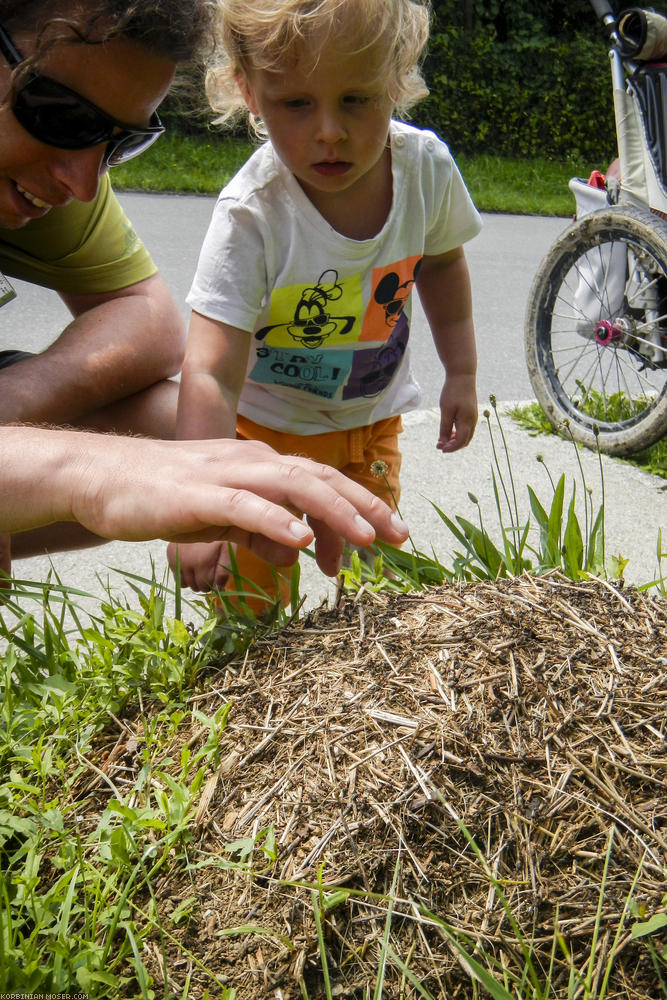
237, 73, 259, 115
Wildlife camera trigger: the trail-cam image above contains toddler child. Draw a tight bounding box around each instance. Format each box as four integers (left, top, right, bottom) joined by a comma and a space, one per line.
170, 0, 482, 608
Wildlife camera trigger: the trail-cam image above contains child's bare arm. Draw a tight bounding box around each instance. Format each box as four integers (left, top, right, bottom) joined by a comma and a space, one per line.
176, 310, 251, 442
170, 311, 252, 590
416, 247, 478, 453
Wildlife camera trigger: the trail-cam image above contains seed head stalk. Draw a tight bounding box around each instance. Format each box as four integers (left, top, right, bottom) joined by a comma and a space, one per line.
484, 397, 521, 554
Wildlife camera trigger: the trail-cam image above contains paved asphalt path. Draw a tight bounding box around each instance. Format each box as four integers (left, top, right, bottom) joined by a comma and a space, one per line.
5, 196, 665, 611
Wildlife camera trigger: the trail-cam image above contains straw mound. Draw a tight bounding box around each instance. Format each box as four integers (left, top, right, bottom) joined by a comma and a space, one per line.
116, 575, 665, 998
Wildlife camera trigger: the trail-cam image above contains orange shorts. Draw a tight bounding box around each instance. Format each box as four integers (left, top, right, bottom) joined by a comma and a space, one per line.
228, 413, 403, 610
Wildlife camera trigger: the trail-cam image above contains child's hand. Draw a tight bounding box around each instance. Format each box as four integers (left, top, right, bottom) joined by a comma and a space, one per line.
167, 540, 233, 593
437, 375, 478, 453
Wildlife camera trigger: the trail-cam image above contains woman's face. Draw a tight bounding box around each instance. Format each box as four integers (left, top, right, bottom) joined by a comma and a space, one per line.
0, 26, 175, 229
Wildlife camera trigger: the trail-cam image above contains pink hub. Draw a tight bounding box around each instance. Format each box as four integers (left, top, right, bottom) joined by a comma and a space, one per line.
594, 320, 623, 346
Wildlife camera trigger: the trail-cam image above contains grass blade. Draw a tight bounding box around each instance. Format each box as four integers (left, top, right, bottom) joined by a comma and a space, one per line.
373, 853, 401, 1000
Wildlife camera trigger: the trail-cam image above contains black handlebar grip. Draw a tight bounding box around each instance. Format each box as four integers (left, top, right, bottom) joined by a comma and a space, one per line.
589, 0, 615, 20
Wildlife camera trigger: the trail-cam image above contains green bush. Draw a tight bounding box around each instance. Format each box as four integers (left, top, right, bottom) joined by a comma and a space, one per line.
417, 26, 616, 162
157, 63, 212, 136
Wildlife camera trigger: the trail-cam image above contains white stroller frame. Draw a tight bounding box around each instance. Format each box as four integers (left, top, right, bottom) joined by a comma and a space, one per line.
613, 46, 667, 214
524, 2, 667, 457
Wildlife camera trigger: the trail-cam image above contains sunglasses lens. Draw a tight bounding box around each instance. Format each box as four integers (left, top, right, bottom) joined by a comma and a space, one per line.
106, 129, 162, 166
13, 74, 165, 163
14, 77, 111, 148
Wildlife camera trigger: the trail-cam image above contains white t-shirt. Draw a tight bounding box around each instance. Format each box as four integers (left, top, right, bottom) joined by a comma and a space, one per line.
187, 120, 482, 434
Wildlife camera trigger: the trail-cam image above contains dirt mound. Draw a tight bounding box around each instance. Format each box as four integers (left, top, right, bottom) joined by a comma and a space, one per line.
109, 575, 665, 997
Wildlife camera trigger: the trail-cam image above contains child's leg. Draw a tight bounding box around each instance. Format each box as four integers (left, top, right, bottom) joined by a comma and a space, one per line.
229, 415, 403, 611
230, 417, 355, 613
337, 416, 403, 569
339, 416, 403, 510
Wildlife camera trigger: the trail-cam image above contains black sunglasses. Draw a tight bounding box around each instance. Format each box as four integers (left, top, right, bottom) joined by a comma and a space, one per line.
0, 22, 165, 165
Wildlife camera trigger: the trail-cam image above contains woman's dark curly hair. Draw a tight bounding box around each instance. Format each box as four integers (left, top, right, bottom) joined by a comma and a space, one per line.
0, 0, 215, 63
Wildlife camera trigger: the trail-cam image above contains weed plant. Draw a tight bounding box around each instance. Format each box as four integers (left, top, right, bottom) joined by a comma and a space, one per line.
337, 397, 665, 600
0, 575, 252, 994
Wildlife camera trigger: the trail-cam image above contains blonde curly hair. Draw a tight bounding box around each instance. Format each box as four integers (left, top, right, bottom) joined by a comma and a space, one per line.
207, 0, 431, 133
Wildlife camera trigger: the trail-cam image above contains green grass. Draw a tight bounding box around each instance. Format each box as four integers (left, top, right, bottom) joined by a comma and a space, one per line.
0, 574, 264, 994
456, 153, 591, 216
110, 132, 255, 195
508, 401, 667, 480
331, 397, 666, 598
110, 131, 593, 217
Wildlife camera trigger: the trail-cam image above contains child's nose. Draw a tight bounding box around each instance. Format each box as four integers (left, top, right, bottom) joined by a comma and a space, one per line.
316, 106, 346, 144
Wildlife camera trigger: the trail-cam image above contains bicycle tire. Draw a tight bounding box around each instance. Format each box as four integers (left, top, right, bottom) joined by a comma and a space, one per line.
525, 204, 667, 456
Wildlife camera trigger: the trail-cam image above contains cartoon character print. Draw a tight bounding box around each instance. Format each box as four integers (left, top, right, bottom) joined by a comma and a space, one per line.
372, 257, 423, 328
342, 321, 410, 399
342, 257, 422, 399
249, 258, 421, 401
256, 269, 355, 349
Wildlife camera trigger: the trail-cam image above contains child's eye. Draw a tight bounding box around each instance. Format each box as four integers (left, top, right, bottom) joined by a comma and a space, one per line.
343, 95, 369, 106
284, 98, 309, 109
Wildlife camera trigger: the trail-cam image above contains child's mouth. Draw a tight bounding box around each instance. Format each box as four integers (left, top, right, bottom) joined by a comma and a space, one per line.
313, 161, 352, 176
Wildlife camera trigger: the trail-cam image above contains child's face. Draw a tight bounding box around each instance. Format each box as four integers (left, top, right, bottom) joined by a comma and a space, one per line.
239, 41, 393, 217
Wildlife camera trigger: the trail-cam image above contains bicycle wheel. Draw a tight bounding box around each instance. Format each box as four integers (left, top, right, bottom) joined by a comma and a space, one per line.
525, 204, 667, 456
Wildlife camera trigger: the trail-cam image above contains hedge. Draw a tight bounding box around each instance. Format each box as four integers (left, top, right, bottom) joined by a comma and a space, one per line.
414, 27, 617, 163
